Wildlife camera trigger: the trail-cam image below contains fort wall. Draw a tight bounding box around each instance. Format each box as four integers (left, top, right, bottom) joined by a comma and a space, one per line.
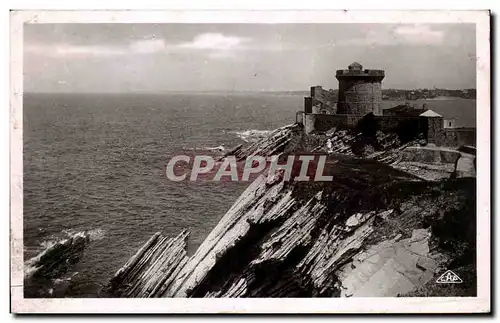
307, 114, 359, 133
299, 62, 475, 148
442, 128, 476, 147
305, 86, 336, 114
310, 86, 337, 107
337, 80, 383, 115
425, 117, 444, 146
336, 63, 385, 116
305, 114, 422, 134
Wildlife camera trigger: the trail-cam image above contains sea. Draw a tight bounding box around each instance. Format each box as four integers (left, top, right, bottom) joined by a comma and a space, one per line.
23, 92, 476, 297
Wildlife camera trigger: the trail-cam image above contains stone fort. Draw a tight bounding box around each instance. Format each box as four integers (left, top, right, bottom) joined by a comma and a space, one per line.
336, 62, 385, 115
298, 62, 476, 148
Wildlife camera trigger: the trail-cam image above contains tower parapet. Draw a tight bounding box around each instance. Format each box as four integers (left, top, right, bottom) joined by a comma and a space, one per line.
336, 62, 385, 115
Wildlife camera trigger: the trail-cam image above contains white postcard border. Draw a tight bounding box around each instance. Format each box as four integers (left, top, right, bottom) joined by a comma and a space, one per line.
10, 10, 490, 313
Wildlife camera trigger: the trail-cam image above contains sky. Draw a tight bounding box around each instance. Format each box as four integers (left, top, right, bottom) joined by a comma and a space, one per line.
23, 23, 476, 93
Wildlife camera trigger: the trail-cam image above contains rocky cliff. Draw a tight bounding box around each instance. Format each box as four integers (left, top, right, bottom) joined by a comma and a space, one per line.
106, 123, 476, 298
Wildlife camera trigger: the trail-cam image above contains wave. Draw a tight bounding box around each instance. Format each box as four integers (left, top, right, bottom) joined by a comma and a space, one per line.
25, 228, 106, 278
61, 228, 106, 242
202, 145, 226, 152
53, 271, 80, 285
231, 129, 273, 143
183, 145, 226, 153
87, 228, 106, 241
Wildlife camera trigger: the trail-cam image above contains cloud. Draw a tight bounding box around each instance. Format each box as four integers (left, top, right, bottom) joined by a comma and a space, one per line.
56, 45, 125, 56
24, 33, 249, 60
394, 25, 444, 44
179, 33, 250, 50
25, 44, 123, 57
129, 39, 166, 54
341, 24, 445, 47
176, 33, 252, 60
25, 38, 167, 57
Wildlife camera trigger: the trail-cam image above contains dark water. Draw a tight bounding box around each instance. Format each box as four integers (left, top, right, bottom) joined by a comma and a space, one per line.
23, 93, 475, 297
23, 92, 301, 297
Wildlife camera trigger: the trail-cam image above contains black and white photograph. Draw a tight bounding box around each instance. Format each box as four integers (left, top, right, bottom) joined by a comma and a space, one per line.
10, 10, 490, 313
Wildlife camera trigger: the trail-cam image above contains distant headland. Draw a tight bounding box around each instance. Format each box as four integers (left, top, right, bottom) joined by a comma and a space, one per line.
257, 88, 476, 100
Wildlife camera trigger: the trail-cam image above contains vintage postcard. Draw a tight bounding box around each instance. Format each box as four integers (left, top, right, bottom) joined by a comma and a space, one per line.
10, 10, 490, 313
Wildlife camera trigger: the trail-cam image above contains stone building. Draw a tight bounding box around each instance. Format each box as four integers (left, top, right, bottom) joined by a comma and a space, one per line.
298, 62, 475, 147
383, 103, 425, 117
419, 109, 444, 146
304, 86, 336, 115
444, 118, 457, 129
336, 62, 385, 115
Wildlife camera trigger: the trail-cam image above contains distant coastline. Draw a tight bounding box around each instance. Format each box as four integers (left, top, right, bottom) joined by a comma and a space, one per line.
424, 96, 469, 101
23, 90, 475, 99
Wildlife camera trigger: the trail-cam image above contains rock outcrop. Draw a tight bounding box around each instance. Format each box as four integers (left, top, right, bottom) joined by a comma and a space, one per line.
218, 124, 302, 161
452, 146, 476, 179
105, 231, 189, 297
24, 231, 91, 297
107, 123, 476, 298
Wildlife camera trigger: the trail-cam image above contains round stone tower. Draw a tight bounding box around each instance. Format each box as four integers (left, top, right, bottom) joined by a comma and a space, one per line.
335, 62, 385, 115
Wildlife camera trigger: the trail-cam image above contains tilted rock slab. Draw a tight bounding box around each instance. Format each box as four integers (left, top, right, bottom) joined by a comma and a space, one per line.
107, 124, 476, 298
108, 160, 475, 297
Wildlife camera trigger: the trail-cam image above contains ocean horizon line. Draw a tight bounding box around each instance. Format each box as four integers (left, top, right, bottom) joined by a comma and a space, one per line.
23, 88, 477, 95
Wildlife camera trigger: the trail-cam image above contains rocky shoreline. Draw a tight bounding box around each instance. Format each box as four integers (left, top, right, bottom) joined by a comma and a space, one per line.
104, 122, 476, 298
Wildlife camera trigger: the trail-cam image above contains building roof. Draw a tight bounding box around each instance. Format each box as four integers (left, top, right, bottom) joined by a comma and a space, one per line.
385, 104, 424, 117
348, 62, 363, 70
420, 109, 443, 117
